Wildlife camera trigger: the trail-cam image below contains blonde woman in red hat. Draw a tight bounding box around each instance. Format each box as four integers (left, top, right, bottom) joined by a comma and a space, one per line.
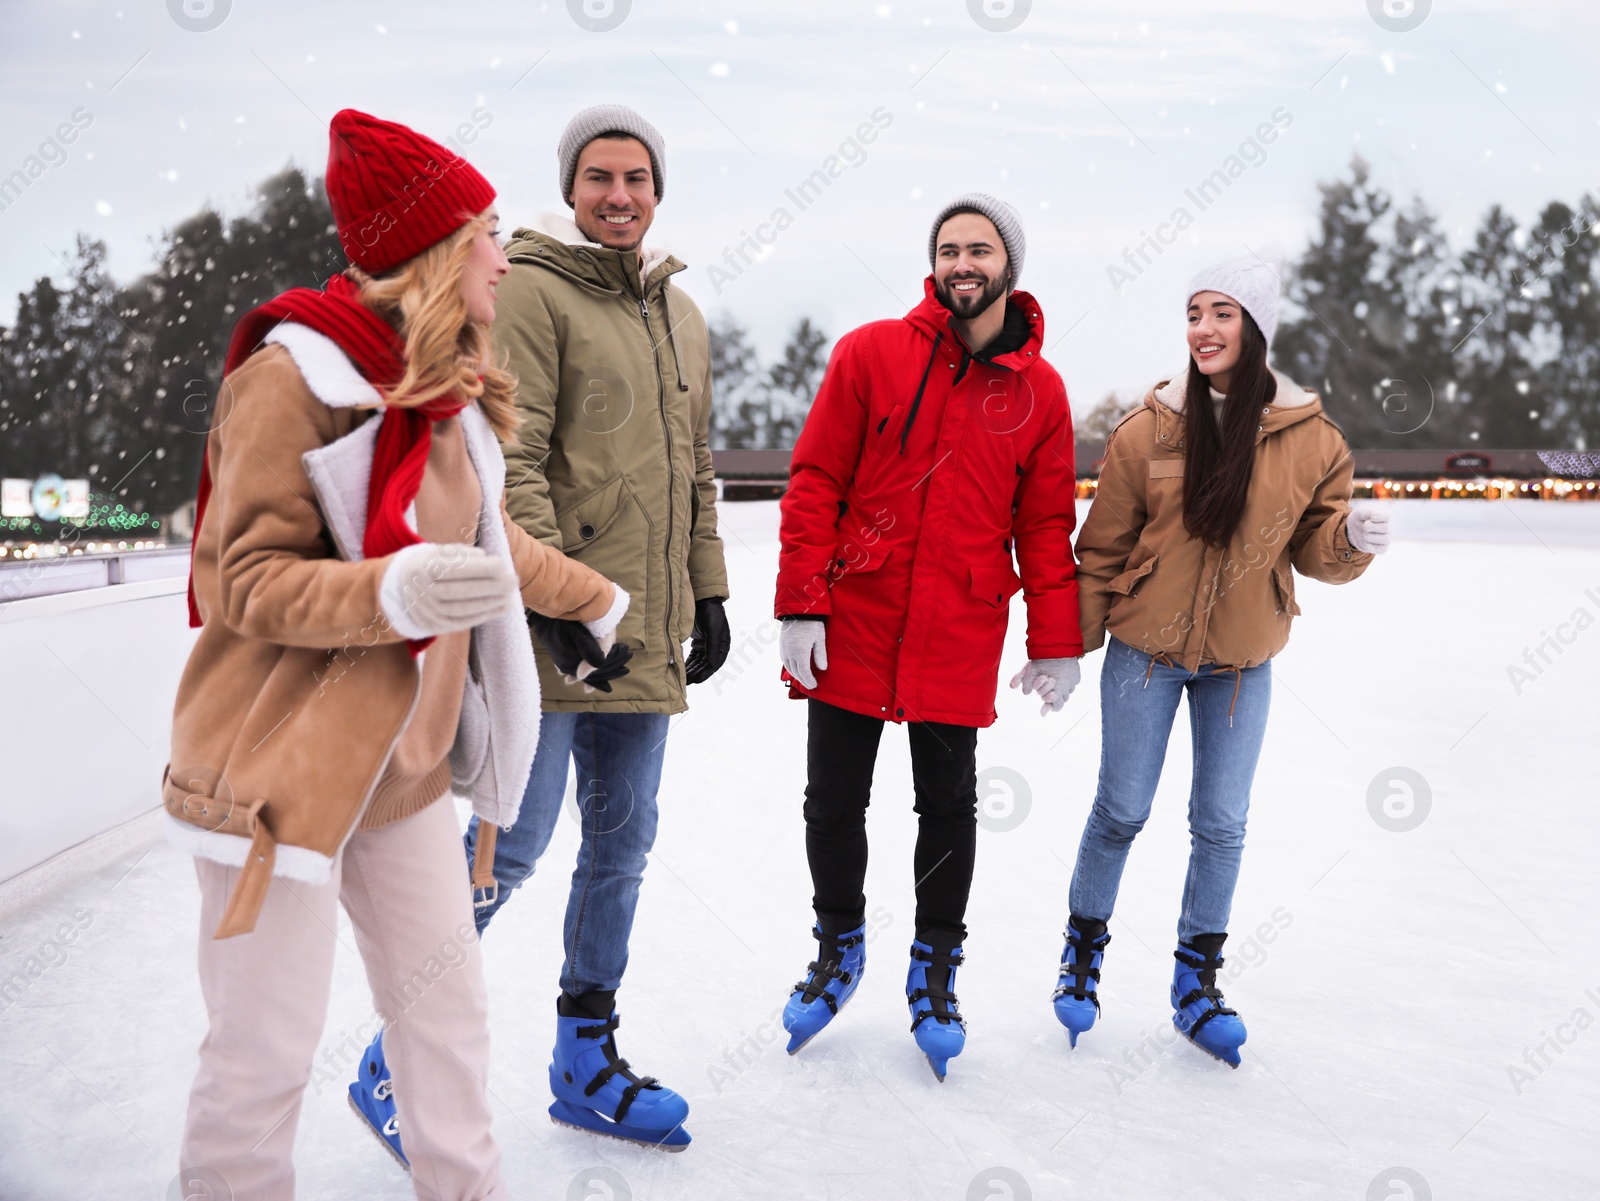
163, 108, 629, 1199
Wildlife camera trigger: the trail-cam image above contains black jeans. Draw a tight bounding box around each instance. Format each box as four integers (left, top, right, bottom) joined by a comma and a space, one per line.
802, 698, 979, 942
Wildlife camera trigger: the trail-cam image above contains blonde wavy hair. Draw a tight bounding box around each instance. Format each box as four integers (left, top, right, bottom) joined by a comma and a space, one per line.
348, 211, 519, 439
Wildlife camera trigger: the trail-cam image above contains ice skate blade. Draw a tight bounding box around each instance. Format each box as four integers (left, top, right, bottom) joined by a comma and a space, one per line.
548, 1099, 692, 1151
346, 1092, 410, 1172
785, 1031, 818, 1055
924, 1053, 948, 1083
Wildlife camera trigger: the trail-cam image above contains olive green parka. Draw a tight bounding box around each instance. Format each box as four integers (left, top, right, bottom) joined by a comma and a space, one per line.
494, 214, 727, 712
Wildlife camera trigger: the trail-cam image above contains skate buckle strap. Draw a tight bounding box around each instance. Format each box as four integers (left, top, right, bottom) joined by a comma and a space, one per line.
911, 945, 965, 968
579, 1021, 664, 1125
575, 1014, 622, 1040
1175, 947, 1237, 1035
908, 945, 965, 1033
793, 957, 850, 1012
811, 923, 864, 950
910, 997, 966, 1034
1056, 925, 1111, 1003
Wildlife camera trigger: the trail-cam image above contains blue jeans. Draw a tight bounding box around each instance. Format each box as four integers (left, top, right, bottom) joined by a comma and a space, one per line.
1069, 636, 1272, 943
464, 711, 670, 996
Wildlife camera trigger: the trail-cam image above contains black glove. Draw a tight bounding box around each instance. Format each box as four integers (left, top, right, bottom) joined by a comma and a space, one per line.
684, 596, 731, 685
527, 612, 634, 693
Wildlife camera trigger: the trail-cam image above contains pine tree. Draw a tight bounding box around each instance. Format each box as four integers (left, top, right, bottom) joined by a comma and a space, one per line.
0, 237, 133, 535
705, 314, 830, 449
756, 317, 829, 448
1273, 155, 1407, 446
118, 165, 343, 514
1453, 205, 1542, 447
1527, 199, 1600, 449
706, 311, 760, 448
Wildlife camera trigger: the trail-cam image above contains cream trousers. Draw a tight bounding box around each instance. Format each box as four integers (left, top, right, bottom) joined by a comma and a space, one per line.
179, 796, 508, 1200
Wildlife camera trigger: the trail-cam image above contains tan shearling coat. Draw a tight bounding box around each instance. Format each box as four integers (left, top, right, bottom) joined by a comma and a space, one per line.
164, 326, 615, 938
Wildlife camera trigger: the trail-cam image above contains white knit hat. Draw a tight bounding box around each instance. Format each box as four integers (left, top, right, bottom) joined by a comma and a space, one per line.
558, 104, 666, 205
928, 192, 1025, 291
1186, 254, 1280, 346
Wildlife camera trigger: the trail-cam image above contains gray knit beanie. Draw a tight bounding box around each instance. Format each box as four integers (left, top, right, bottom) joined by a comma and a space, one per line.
927, 192, 1025, 291
1187, 254, 1280, 347
557, 104, 666, 205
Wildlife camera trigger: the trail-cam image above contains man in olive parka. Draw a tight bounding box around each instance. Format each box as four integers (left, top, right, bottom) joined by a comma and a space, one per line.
463, 104, 728, 1141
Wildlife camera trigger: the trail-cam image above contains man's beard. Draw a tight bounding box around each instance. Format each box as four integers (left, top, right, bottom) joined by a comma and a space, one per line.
936, 271, 1008, 319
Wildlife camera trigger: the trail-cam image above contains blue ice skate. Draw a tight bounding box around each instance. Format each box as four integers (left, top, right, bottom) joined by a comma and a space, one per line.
782, 922, 867, 1054
906, 934, 966, 1082
1052, 916, 1110, 1048
548, 1003, 691, 1151
347, 1029, 408, 1169
1171, 933, 1248, 1068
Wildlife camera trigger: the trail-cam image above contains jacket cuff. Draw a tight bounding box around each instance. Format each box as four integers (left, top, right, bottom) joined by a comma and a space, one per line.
583, 584, 630, 639
1027, 637, 1085, 660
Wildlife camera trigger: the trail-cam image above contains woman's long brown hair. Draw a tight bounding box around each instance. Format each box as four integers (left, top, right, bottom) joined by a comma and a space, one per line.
347, 212, 520, 439
1181, 309, 1271, 548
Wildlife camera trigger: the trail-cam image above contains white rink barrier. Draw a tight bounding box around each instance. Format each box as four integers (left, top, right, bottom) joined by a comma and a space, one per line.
0, 575, 197, 884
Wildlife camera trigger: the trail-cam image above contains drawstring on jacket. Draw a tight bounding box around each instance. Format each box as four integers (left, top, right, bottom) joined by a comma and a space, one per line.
899, 332, 943, 454
1144, 653, 1246, 728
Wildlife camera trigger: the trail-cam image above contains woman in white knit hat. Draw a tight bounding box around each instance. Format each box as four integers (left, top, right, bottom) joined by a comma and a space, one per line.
1048, 254, 1390, 1067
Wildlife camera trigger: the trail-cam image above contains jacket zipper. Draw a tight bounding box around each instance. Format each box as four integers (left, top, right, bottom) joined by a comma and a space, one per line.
640, 289, 678, 677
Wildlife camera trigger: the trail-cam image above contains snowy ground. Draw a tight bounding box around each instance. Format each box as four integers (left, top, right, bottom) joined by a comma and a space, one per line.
3, 499, 1598, 1200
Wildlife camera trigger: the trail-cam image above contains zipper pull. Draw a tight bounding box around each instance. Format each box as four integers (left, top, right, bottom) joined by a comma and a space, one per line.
640, 296, 649, 319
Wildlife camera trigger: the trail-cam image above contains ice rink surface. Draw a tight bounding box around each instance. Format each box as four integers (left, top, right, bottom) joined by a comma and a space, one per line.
2, 499, 1597, 1200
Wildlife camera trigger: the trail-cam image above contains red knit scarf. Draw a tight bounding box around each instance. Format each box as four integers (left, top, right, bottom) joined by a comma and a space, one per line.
187, 273, 466, 655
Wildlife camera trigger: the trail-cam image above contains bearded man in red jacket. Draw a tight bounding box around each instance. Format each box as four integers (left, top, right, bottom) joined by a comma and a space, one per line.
772, 193, 1083, 1080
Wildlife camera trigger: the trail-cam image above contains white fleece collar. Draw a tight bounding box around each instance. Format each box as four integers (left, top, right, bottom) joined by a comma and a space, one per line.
1154, 367, 1315, 412
528, 210, 673, 283
262, 323, 383, 410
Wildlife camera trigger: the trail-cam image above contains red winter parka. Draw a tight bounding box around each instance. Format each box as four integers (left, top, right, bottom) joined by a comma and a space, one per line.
774, 279, 1082, 727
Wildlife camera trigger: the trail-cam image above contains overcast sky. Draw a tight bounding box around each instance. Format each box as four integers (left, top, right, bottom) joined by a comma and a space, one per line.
2, 0, 1597, 408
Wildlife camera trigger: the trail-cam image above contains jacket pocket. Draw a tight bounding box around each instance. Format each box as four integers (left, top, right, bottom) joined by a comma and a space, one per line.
828, 534, 893, 584
1271, 562, 1302, 616
1108, 550, 1158, 596
969, 564, 1024, 608
554, 472, 632, 551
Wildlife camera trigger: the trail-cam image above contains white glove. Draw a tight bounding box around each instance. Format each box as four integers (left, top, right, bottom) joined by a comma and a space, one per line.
1346, 507, 1391, 555
1008, 657, 1081, 716
780, 618, 828, 689
380, 542, 520, 639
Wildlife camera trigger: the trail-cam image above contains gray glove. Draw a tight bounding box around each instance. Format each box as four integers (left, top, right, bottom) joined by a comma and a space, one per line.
380, 542, 520, 639
1008, 657, 1081, 716
1346, 506, 1391, 554
779, 618, 828, 689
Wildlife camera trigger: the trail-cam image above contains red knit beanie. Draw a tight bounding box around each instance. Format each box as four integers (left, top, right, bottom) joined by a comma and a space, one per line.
326, 109, 497, 274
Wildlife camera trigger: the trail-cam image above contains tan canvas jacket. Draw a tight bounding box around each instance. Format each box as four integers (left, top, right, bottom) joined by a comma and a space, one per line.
1077, 369, 1373, 671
